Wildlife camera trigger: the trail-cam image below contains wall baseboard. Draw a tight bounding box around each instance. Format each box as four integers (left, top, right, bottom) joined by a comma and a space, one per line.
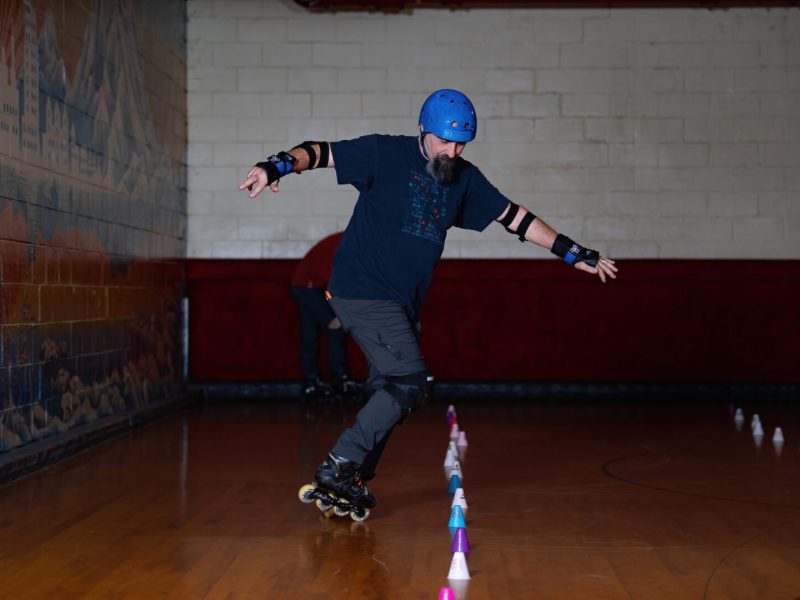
190, 381, 800, 403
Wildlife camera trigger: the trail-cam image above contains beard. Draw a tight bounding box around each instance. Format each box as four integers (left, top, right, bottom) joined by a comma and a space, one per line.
426, 154, 458, 184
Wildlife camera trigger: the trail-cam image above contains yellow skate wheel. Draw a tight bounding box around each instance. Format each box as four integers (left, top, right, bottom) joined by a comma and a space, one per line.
334, 505, 349, 517
350, 508, 370, 522
298, 484, 316, 504
316, 498, 336, 518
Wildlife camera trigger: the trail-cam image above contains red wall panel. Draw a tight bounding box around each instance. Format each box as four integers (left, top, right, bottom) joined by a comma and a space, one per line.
187, 259, 800, 383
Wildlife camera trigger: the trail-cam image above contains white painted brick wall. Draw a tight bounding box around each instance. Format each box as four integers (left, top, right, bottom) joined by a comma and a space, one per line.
187, 2, 800, 259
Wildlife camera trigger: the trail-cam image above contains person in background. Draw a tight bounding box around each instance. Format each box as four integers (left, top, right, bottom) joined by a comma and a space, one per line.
290, 231, 358, 402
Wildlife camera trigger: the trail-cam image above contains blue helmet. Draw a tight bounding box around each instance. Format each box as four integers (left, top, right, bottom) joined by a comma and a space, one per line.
418, 89, 477, 143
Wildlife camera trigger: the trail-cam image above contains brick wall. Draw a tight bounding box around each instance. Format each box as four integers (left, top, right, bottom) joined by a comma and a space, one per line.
187, 2, 800, 260
0, 1, 187, 452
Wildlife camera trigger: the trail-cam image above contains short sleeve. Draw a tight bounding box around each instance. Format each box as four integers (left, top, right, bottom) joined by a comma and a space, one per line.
454, 166, 510, 232
330, 135, 378, 193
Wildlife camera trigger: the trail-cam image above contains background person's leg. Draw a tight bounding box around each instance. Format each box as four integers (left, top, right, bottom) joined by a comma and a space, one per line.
291, 286, 321, 381
326, 325, 348, 378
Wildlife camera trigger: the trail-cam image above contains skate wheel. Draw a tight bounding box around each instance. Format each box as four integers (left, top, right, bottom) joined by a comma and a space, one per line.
298, 484, 316, 504
334, 505, 349, 517
350, 508, 370, 522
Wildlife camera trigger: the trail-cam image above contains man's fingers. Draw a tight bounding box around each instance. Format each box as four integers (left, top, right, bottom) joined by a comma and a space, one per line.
249, 179, 268, 198
602, 259, 619, 273
269, 180, 280, 193
599, 260, 617, 281
239, 174, 258, 191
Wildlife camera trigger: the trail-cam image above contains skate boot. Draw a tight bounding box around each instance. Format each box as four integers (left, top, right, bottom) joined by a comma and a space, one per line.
301, 377, 333, 403
331, 375, 364, 403
297, 452, 376, 521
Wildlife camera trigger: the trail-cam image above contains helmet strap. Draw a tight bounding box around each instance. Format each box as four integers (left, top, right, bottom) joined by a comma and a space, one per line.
418, 128, 431, 161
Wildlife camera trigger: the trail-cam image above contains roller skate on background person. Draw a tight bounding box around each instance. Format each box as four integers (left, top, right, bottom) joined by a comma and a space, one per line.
300, 376, 333, 403
332, 373, 367, 403
298, 452, 376, 521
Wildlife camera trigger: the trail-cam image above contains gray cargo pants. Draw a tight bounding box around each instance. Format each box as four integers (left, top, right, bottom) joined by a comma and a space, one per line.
327, 297, 428, 473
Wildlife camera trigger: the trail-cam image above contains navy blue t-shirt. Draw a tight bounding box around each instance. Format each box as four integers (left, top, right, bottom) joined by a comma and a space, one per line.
328, 134, 509, 319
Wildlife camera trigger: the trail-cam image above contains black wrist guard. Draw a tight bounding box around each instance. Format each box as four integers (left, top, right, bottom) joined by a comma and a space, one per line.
551, 233, 599, 267
255, 151, 296, 185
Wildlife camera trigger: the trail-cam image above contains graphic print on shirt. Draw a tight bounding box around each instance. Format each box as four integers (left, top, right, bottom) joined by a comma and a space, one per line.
401, 170, 448, 244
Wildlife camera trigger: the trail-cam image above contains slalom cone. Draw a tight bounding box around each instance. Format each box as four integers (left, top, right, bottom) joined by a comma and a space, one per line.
449, 580, 469, 600
438, 588, 456, 600
457, 431, 468, 447
773, 427, 784, 443
452, 487, 468, 513
451, 527, 471, 557
448, 474, 461, 495
444, 449, 455, 467
449, 441, 458, 455
449, 461, 463, 480
751, 414, 761, 430
447, 551, 470, 580
448, 505, 466, 529
449, 423, 460, 440
734, 408, 744, 422
753, 421, 764, 437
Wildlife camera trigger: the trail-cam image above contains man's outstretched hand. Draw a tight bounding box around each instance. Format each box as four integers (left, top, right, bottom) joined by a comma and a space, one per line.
575, 256, 618, 283
239, 166, 279, 198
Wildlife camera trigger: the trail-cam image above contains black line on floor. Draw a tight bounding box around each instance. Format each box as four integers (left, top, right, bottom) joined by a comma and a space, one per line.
601, 452, 800, 511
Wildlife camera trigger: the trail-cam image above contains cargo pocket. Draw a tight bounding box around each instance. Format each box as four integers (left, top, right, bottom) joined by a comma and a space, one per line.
377, 332, 403, 360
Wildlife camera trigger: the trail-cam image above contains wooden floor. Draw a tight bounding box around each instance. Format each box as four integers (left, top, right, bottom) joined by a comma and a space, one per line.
0, 399, 798, 599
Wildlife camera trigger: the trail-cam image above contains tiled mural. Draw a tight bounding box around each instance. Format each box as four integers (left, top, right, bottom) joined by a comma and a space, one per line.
0, 0, 187, 452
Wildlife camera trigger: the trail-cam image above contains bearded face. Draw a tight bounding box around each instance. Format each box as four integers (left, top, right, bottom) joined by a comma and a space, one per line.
426, 153, 458, 184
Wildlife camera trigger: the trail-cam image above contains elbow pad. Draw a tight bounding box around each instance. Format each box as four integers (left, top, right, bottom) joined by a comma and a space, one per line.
292, 141, 330, 170
499, 202, 537, 243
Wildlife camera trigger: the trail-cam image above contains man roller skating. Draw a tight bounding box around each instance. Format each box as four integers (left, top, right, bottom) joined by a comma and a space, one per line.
239, 89, 618, 521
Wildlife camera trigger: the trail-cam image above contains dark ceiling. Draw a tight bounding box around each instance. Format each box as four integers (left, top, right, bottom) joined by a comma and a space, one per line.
294, 0, 798, 10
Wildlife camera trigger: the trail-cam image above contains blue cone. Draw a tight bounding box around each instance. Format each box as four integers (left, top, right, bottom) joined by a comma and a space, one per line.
448, 474, 461, 494
448, 505, 466, 529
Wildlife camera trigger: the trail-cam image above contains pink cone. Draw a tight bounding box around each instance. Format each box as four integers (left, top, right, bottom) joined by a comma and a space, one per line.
438, 587, 456, 600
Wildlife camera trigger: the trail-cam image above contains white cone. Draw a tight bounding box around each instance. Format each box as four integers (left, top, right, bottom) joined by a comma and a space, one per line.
449, 461, 463, 480
452, 487, 468, 513
444, 449, 455, 467
751, 414, 761, 430
774, 440, 784, 458
447, 551, 471, 580
457, 431, 468, 447
450, 423, 460, 440
449, 441, 458, 455
734, 408, 744, 422
773, 427, 784, 443
753, 421, 764, 437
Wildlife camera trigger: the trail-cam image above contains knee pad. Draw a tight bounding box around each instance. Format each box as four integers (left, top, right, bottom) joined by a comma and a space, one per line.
382, 371, 434, 420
